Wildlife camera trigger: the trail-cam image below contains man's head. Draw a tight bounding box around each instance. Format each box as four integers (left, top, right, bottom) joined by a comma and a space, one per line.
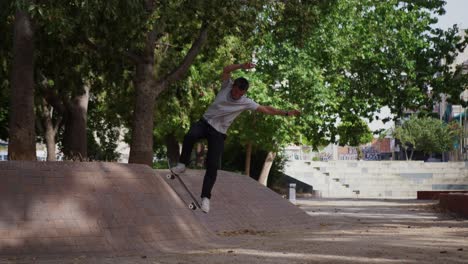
231, 77, 249, 100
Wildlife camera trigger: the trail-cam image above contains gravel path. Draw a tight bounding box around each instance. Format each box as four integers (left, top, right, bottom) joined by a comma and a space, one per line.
2, 198, 467, 264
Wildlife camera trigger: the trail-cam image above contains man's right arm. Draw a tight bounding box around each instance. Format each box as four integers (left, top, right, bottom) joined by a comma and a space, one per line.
222, 62, 255, 81
257, 105, 301, 117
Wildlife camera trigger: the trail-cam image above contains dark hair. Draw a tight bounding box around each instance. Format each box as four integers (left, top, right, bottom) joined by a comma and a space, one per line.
233, 77, 249, 91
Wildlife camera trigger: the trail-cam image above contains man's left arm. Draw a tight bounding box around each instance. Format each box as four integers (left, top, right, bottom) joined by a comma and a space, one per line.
222, 62, 255, 81
256, 105, 301, 117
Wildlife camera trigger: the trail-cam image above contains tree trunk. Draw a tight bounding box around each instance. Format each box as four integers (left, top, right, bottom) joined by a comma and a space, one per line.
244, 141, 252, 176
165, 133, 180, 166
128, 20, 208, 166
8, 8, 36, 161
63, 85, 90, 160
128, 62, 157, 165
258, 151, 276, 186
39, 85, 66, 161
244, 114, 257, 176
45, 126, 56, 161
196, 143, 206, 168
40, 100, 61, 161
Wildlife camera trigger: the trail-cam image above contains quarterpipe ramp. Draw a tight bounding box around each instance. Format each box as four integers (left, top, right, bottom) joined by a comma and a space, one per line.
0, 161, 312, 255
157, 169, 312, 233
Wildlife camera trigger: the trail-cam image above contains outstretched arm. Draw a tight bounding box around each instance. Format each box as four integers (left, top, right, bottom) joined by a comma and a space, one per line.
222, 62, 255, 81
256, 105, 301, 117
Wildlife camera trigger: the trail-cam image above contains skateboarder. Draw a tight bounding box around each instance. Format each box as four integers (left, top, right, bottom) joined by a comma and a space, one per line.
172, 62, 300, 213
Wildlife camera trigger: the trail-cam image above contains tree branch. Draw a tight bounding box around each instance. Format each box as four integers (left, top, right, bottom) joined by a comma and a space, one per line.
157, 22, 209, 90
83, 37, 143, 64
125, 49, 144, 64
43, 88, 66, 116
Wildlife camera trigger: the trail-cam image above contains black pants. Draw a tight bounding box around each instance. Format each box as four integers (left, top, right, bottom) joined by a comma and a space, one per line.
179, 119, 226, 199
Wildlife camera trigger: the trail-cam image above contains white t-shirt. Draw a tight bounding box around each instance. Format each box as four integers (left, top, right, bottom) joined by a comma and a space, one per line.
203, 79, 259, 134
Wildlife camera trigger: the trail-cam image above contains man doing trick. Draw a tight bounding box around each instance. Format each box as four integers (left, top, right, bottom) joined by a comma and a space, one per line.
172, 62, 300, 213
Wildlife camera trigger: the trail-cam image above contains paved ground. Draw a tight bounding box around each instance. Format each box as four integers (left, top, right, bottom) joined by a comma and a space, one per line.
2, 198, 467, 264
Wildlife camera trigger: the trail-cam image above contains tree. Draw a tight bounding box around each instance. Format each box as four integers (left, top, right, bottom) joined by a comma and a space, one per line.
35, 1, 124, 162
222, 140, 287, 188
4, 0, 464, 168
126, 1, 265, 165
393, 116, 459, 160
31, 2, 95, 160
86, 90, 122, 161
21, 1, 264, 164
232, 1, 334, 184
0, 2, 12, 141
126, 1, 204, 165
8, 1, 36, 160
337, 117, 373, 160
30, 1, 143, 160
151, 30, 264, 167
231, 73, 304, 185
259, 0, 466, 143
152, 67, 217, 166
337, 117, 373, 147
226, 0, 468, 183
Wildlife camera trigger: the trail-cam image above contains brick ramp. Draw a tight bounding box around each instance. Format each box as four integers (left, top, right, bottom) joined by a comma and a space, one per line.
0, 162, 312, 255
439, 193, 468, 218
157, 169, 313, 233
417, 190, 468, 200
0, 161, 217, 255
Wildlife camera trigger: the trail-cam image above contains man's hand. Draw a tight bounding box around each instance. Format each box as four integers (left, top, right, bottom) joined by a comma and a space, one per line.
285, 109, 301, 117
242, 62, 256, 70
222, 62, 256, 80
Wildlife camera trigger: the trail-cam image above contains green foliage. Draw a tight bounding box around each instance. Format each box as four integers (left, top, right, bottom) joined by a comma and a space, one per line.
2, 0, 466, 167
152, 32, 258, 148
393, 116, 459, 159
222, 139, 287, 187
266, 152, 288, 188
153, 64, 217, 146
152, 159, 168, 170
87, 130, 120, 162
21, 1, 141, 156
255, 0, 467, 150
337, 117, 373, 147
150, 0, 466, 172
87, 91, 122, 161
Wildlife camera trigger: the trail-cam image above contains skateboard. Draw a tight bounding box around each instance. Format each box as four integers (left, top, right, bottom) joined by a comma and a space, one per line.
165, 160, 201, 210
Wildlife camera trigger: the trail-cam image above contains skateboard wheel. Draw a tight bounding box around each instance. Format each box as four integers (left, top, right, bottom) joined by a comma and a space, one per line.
189, 203, 196, 210
166, 174, 174, 179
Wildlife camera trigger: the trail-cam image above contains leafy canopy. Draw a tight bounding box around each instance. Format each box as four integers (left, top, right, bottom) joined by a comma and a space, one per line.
393, 116, 460, 155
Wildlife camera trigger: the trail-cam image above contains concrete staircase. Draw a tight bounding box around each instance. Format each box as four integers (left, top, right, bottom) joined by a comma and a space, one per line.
284, 161, 356, 198
284, 160, 468, 199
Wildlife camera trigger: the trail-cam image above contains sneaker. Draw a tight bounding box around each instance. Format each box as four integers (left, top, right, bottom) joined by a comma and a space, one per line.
201, 197, 210, 213
171, 163, 186, 174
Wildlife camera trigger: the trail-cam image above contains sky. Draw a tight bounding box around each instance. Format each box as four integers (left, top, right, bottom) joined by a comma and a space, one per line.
435, 0, 468, 29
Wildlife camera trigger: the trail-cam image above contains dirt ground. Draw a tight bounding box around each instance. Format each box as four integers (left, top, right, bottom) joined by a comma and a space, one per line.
1, 198, 467, 264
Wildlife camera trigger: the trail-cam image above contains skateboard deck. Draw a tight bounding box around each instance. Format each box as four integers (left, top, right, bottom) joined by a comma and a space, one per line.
166, 171, 201, 210
165, 160, 201, 210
